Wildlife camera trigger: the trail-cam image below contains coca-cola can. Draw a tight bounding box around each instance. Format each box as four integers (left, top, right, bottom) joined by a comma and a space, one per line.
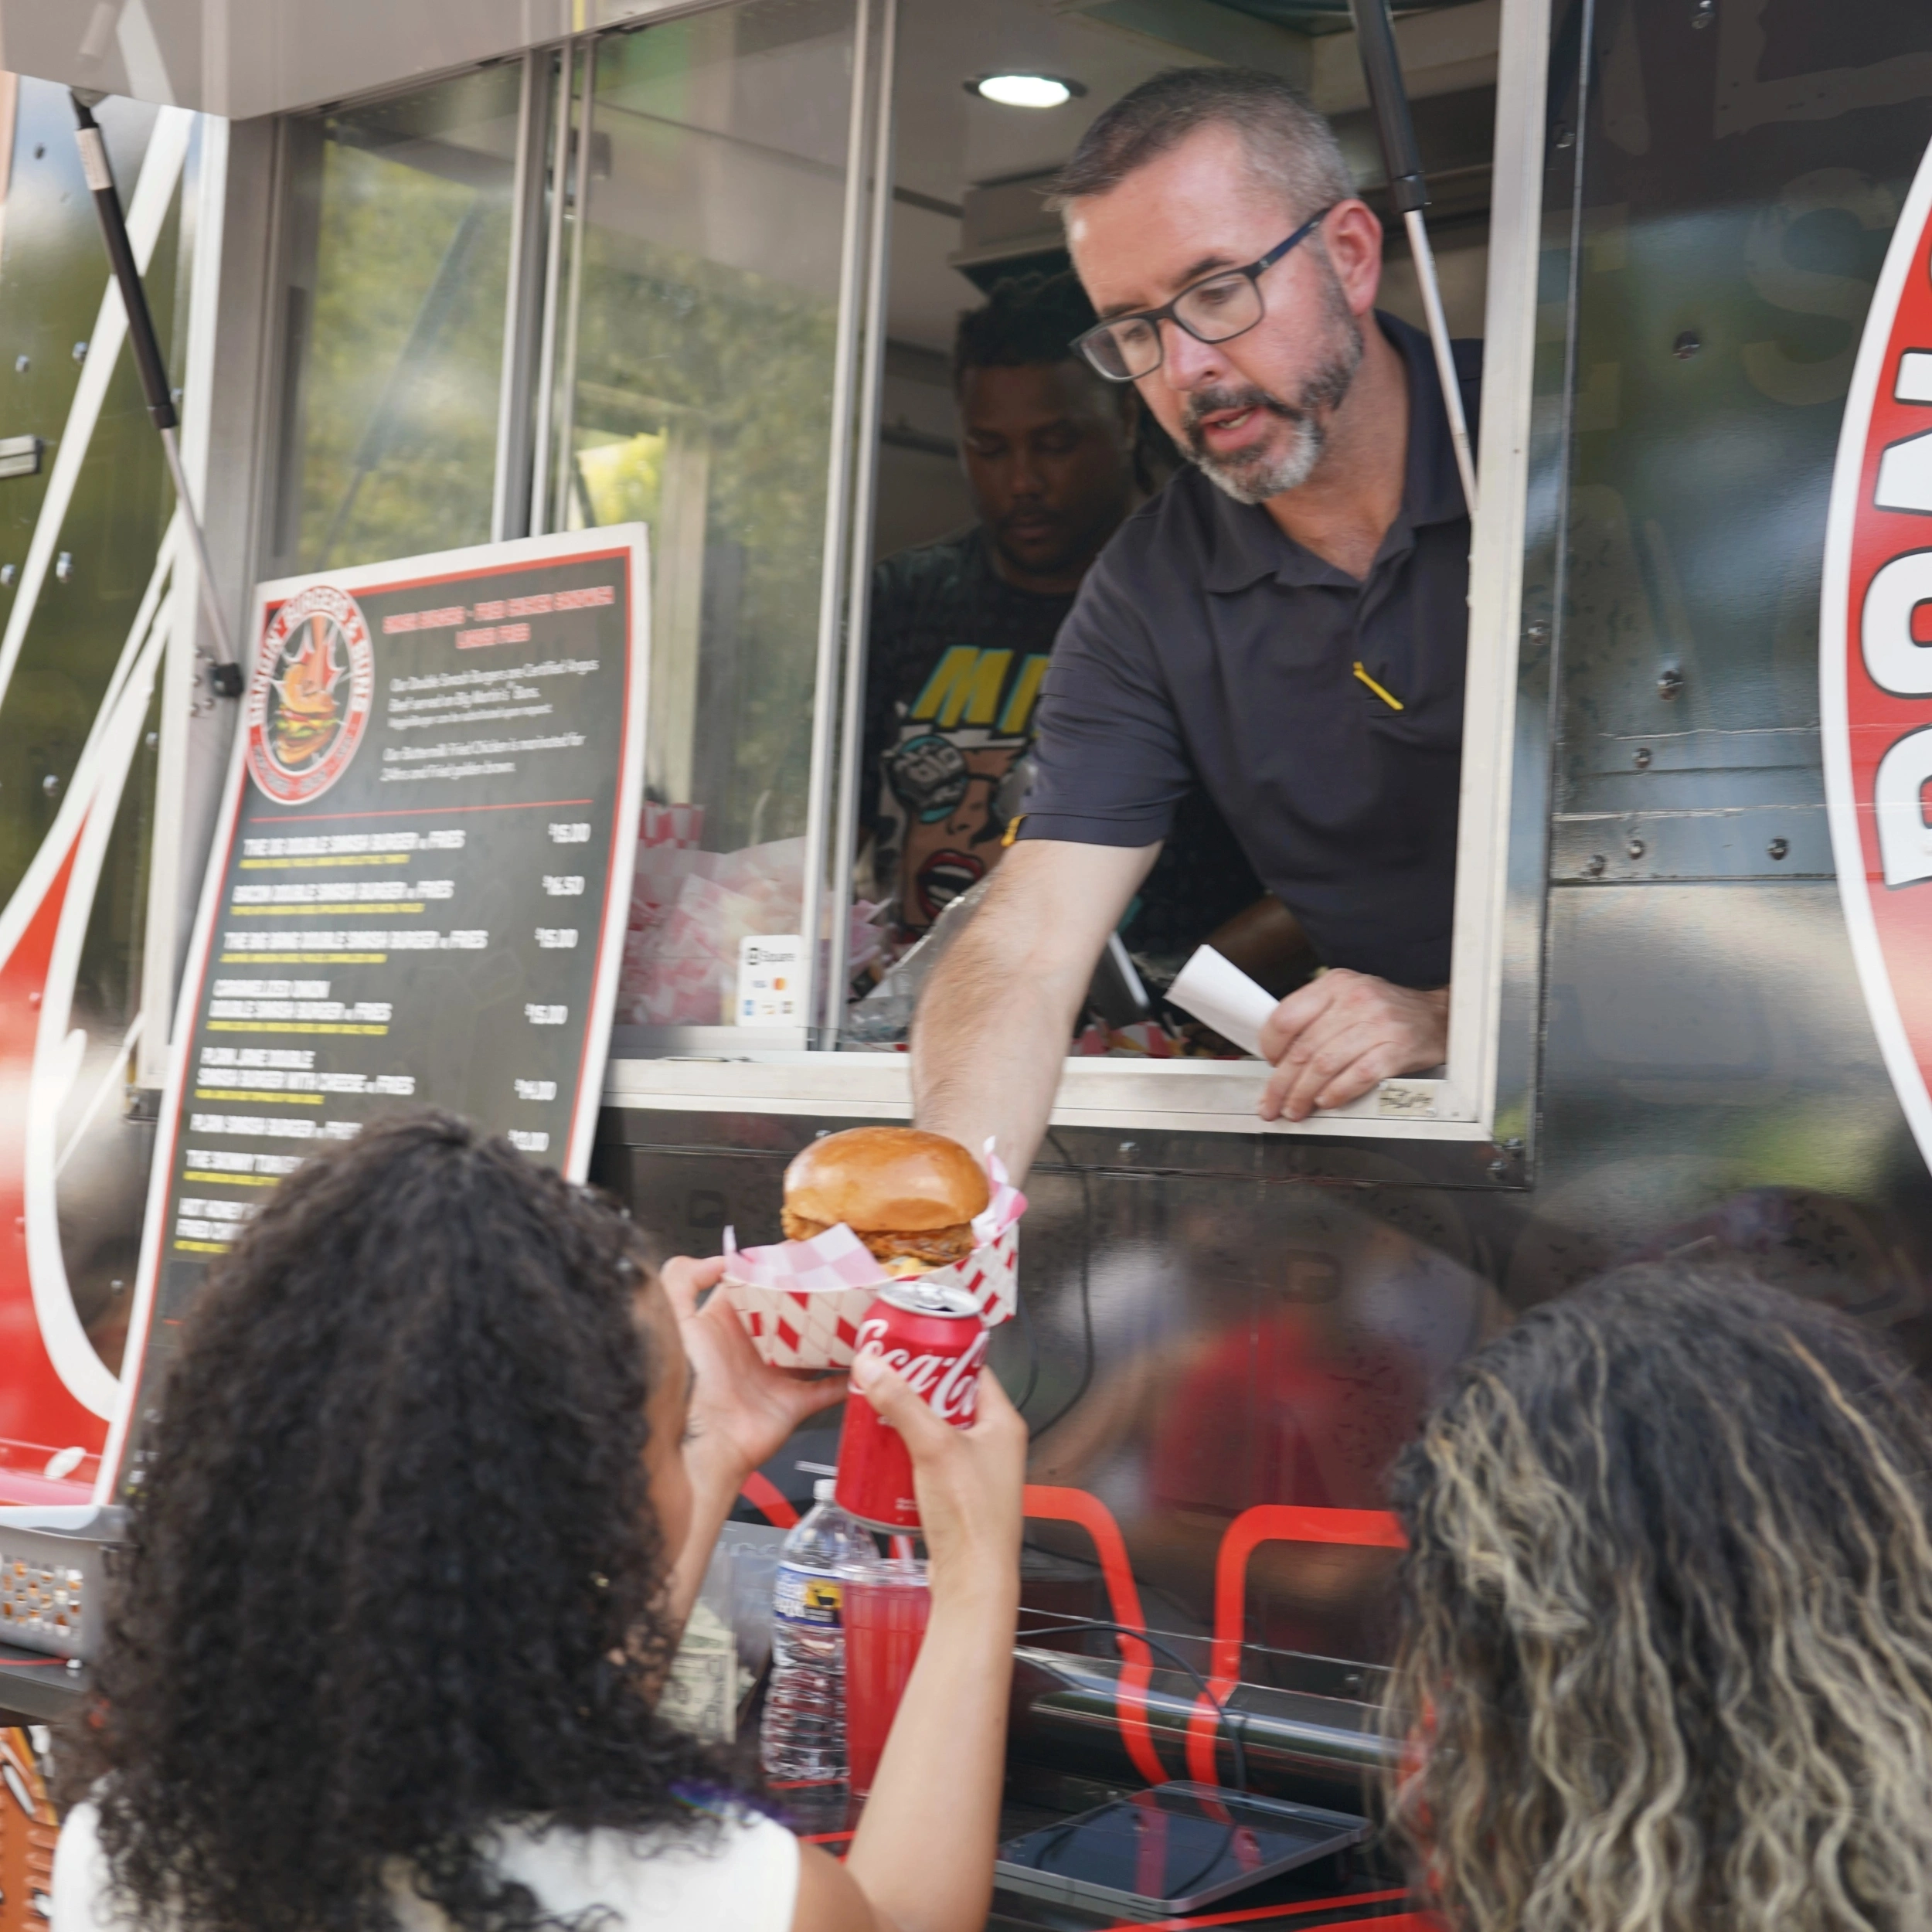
835, 1278, 989, 1532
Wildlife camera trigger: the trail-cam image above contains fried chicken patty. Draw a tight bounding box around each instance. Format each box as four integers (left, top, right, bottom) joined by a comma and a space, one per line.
781, 1209, 977, 1267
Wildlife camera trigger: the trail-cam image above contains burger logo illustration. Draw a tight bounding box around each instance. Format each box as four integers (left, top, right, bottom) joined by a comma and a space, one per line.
245, 583, 374, 804
272, 622, 343, 761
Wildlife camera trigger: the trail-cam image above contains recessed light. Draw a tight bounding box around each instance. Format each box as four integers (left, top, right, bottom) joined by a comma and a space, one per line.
970, 73, 1084, 110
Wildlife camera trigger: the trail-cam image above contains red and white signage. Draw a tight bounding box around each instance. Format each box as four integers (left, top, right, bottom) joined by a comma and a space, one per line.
1823, 138, 1932, 1171
0, 586, 168, 1502
243, 582, 375, 805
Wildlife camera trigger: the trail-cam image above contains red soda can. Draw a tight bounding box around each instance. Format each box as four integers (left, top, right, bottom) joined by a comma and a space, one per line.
835, 1278, 989, 1532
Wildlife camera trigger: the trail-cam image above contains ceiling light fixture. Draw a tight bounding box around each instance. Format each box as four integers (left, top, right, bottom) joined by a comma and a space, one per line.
970, 73, 1083, 110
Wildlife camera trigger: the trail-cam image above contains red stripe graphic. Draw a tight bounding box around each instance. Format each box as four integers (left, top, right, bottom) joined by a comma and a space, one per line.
1189, 1506, 1405, 1785
0, 832, 110, 1502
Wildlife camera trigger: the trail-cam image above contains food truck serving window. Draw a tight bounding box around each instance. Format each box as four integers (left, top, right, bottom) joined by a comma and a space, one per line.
267, 0, 1552, 1148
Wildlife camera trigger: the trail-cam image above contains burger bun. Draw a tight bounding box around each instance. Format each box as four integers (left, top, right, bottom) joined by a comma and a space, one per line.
781, 1125, 990, 1270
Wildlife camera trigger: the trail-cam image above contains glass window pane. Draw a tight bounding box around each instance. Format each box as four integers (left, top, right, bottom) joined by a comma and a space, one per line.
277, 66, 520, 573
557, 0, 858, 1038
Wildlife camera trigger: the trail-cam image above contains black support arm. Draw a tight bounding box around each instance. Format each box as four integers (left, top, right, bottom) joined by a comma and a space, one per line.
70, 92, 240, 692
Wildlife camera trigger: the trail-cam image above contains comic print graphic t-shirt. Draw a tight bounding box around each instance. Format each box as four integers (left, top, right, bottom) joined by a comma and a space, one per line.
863, 528, 1064, 939
862, 526, 1261, 963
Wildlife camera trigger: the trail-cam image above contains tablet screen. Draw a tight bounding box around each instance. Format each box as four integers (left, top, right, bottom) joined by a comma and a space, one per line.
997, 1785, 1364, 1910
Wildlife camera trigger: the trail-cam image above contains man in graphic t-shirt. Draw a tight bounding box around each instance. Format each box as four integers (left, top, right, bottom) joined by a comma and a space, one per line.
862, 273, 1267, 972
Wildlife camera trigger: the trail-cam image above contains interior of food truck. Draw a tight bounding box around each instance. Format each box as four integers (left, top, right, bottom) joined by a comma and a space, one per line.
250, 0, 1520, 1145
874, 0, 1496, 563
852, 0, 1498, 1054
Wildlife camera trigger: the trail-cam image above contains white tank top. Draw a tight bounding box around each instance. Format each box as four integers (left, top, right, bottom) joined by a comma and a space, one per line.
53, 1800, 801, 1932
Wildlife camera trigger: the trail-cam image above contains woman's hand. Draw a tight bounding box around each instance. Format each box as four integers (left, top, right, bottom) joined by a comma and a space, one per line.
849, 1352, 1027, 1604
825, 1358, 1026, 1932
660, 1254, 845, 1494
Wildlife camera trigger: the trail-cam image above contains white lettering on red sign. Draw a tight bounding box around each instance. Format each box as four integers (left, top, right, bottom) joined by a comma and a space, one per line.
455, 621, 532, 651
1823, 134, 1932, 1170
382, 606, 465, 635
851, 1314, 988, 1424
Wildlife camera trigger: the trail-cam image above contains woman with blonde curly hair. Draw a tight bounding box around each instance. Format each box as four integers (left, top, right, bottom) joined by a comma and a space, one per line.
1382, 1262, 1932, 1932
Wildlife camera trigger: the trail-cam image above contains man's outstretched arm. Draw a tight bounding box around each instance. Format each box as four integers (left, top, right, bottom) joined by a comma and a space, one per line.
911, 838, 1156, 1182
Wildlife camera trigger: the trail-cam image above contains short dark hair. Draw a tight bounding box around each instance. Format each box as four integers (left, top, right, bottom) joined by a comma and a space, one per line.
66, 1112, 736, 1932
1051, 66, 1352, 217
952, 270, 1097, 388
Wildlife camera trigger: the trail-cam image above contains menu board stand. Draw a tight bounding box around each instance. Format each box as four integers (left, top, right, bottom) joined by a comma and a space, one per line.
98, 528, 649, 1501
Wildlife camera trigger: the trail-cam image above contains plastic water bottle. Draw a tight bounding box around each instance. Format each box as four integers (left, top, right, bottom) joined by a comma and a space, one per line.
762, 1481, 872, 1782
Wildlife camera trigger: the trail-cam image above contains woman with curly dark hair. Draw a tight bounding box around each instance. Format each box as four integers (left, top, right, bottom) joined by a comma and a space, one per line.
1381, 1263, 1932, 1932
52, 1111, 1026, 1932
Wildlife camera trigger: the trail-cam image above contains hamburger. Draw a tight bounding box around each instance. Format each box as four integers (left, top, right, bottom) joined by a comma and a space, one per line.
781, 1126, 990, 1274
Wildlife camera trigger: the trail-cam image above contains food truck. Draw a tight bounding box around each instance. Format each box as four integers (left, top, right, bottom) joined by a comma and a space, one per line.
2, 0, 1930, 1921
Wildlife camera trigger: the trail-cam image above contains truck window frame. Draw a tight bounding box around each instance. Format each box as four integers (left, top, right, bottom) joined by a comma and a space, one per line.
246, 0, 1562, 1158
607, 0, 1556, 1153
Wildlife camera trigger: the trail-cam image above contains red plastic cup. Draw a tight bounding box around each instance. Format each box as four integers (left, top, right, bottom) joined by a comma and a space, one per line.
841, 1557, 930, 1797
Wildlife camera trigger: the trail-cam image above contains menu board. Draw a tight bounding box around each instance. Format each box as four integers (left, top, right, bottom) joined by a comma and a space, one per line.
100, 528, 648, 1498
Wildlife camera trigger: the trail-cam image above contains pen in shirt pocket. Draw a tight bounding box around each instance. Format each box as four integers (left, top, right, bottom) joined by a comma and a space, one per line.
1352, 662, 1405, 712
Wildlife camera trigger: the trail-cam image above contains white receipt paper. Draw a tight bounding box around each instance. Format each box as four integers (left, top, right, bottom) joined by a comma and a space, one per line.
1165, 945, 1279, 1060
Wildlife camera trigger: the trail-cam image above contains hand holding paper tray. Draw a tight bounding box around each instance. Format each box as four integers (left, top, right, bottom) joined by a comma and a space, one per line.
721, 1148, 1027, 1369
1165, 945, 1279, 1060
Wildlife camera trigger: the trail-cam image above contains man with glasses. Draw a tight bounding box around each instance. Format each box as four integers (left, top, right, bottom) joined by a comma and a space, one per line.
859, 270, 1294, 992
910, 66, 1479, 1178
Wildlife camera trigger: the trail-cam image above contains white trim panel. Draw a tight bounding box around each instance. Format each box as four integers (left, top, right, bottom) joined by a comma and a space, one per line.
141, 113, 230, 1088
1443, 0, 1549, 1131
604, 1054, 1491, 1141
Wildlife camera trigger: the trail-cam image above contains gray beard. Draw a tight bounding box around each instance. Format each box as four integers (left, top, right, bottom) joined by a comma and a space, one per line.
1182, 301, 1365, 507
1191, 406, 1327, 505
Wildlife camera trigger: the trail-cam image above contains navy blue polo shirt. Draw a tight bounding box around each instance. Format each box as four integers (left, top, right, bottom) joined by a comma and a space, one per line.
1019, 311, 1478, 989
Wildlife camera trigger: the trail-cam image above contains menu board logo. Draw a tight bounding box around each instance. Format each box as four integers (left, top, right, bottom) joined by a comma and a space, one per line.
246, 584, 375, 804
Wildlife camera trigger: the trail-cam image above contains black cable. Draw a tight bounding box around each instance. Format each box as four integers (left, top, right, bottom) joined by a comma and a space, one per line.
1011, 1273, 1040, 1417
1015, 1614, 1248, 1794
1026, 1131, 1094, 1440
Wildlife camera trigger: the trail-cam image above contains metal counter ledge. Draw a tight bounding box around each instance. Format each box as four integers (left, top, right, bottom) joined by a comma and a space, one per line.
0, 1641, 88, 1725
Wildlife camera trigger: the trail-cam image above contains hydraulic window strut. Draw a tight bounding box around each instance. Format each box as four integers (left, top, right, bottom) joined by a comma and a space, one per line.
1346, 0, 1479, 519
70, 91, 243, 698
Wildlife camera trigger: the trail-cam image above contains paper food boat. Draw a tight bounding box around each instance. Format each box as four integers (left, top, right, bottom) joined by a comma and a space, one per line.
723, 1149, 1026, 1369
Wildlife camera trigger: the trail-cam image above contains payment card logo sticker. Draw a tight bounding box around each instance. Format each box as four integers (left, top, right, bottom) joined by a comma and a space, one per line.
245, 584, 375, 805
1822, 136, 1932, 1173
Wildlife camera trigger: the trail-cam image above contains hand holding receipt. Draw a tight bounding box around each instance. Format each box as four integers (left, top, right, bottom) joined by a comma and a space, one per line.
1168, 945, 1447, 1121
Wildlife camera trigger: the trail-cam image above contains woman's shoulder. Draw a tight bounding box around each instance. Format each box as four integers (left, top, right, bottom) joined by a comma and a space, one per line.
53, 1798, 802, 1932
52, 1800, 119, 1931
485, 1806, 801, 1932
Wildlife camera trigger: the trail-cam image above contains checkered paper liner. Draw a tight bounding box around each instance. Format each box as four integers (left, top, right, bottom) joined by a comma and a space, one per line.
639, 801, 705, 849
722, 1149, 1026, 1369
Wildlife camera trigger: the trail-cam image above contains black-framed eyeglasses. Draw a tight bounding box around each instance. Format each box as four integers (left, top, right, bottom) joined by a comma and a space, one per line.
1070, 206, 1336, 383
